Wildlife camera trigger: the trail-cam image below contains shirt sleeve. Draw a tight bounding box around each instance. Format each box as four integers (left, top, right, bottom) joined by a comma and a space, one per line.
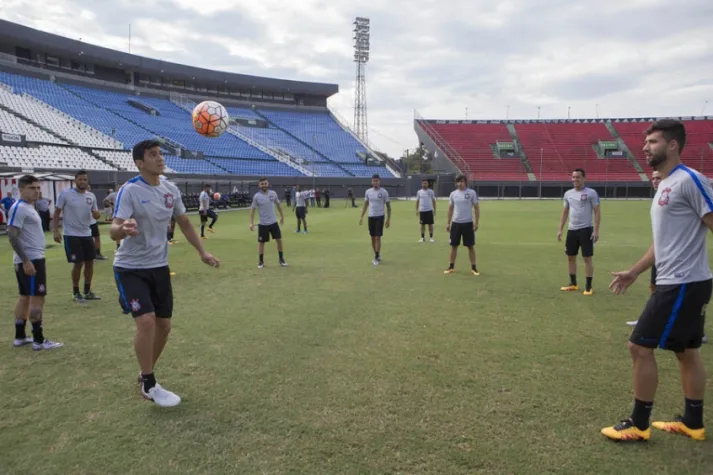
364, 190, 369, 202
590, 190, 601, 207
251, 194, 258, 208
173, 187, 186, 217
472, 192, 479, 205
91, 194, 99, 211
113, 185, 134, 220
683, 172, 713, 218
8, 203, 26, 228
273, 191, 280, 203
563, 192, 570, 209
55, 191, 66, 210
449, 193, 455, 206
384, 190, 390, 202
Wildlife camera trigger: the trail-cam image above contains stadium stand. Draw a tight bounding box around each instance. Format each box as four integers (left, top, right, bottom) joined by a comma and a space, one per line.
0, 145, 114, 171
0, 108, 68, 144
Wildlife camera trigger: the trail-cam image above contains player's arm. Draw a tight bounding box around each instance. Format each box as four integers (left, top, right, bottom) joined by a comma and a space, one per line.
610, 244, 655, 295
51, 195, 64, 242
473, 202, 480, 231
7, 226, 28, 263
446, 201, 454, 231
359, 197, 369, 223
385, 201, 391, 223
110, 217, 138, 241
592, 203, 601, 241
110, 186, 137, 241
175, 214, 219, 267
276, 201, 285, 225
415, 196, 420, 215
557, 201, 569, 240
432, 195, 437, 216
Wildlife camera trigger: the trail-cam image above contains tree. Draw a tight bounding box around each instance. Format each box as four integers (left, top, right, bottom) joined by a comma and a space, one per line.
398, 146, 433, 174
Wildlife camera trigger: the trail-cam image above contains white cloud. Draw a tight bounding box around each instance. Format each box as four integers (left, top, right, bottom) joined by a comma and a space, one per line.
1, 0, 712, 158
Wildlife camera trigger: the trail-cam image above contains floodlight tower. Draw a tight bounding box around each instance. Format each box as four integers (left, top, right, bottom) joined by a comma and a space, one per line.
353, 17, 370, 145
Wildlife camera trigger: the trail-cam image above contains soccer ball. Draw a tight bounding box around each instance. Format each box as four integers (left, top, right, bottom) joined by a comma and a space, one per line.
192, 101, 229, 138
213, 192, 221, 201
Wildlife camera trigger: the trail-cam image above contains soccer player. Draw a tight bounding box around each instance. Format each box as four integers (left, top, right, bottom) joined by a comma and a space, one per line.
294, 185, 308, 233
249, 177, 288, 269
416, 179, 436, 242
444, 175, 480, 275
104, 188, 117, 222
111, 140, 220, 407
198, 184, 218, 238
602, 119, 712, 442
557, 168, 601, 295
8, 175, 63, 350
52, 170, 101, 302
87, 185, 107, 261
359, 174, 391, 266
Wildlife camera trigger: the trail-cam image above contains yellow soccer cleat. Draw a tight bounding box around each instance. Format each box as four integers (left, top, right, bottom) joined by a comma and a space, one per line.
583, 289, 594, 296
560, 285, 579, 291
601, 419, 651, 442
471, 269, 480, 276
444, 268, 455, 274
652, 418, 706, 441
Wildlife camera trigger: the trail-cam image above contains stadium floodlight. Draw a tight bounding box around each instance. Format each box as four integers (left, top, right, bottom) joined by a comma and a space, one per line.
353, 17, 370, 145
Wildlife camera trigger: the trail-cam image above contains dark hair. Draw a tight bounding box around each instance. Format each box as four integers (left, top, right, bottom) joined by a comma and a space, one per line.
645, 119, 686, 153
372, 174, 380, 179
18, 174, 39, 189
258, 177, 268, 182
455, 174, 467, 183
573, 168, 586, 178
204, 184, 211, 189
132, 139, 162, 162
422, 178, 429, 183
75, 169, 88, 178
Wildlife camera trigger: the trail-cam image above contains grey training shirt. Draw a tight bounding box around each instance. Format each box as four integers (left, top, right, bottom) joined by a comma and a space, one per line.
563, 187, 600, 230
295, 191, 307, 208
651, 165, 713, 285
365, 187, 390, 217
8, 200, 45, 264
251, 190, 280, 226
417, 189, 436, 212
113, 176, 186, 269
449, 188, 478, 223
56, 189, 97, 237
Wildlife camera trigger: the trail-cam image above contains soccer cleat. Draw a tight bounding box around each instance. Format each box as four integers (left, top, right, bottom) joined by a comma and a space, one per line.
141, 383, 181, 407
296, 229, 300, 233
84, 291, 101, 301
95, 254, 108, 261
73, 293, 86, 304
703, 334, 708, 344
13, 337, 33, 347
208, 228, 215, 233
471, 269, 480, 276
601, 419, 651, 441
372, 259, 379, 266
280, 261, 289, 267
302, 230, 307, 234
419, 238, 425, 243
200, 236, 208, 240
258, 262, 264, 269
626, 320, 639, 327
560, 285, 579, 291
170, 272, 176, 277
652, 417, 706, 441
33, 339, 64, 351
430, 238, 435, 243
583, 289, 594, 296
444, 268, 455, 274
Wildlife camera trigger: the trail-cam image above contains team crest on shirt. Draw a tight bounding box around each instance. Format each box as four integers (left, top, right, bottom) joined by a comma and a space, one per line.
658, 187, 672, 206
130, 299, 141, 312
580, 193, 588, 201
269, 195, 276, 202
164, 193, 174, 209
86, 197, 93, 206
465, 193, 471, 199
377, 192, 384, 199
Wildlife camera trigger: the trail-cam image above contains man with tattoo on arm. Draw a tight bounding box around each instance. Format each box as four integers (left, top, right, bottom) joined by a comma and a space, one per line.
8, 175, 63, 350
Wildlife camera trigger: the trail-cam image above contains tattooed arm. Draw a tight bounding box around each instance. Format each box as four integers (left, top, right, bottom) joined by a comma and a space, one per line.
8, 226, 36, 275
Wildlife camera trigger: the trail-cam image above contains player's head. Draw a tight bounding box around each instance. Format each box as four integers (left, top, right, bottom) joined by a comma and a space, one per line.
572, 169, 585, 189
204, 184, 211, 192
643, 119, 686, 168
372, 174, 381, 188
296, 184, 301, 191
18, 174, 40, 202
132, 139, 165, 175
5, 191, 11, 198
75, 170, 89, 191
651, 170, 662, 190
259, 177, 269, 192
455, 174, 467, 190
421, 179, 429, 189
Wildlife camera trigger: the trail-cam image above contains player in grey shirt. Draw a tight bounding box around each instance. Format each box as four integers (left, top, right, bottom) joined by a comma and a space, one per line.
557, 168, 600, 295
359, 174, 391, 266
294, 184, 308, 233
445, 175, 480, 275
52, 170, 102, 302
111, 140, 220, 408
250, 177, 287, 268
7, 175, 63, 351
416, 179, 436, 243
605, 119, 712, 442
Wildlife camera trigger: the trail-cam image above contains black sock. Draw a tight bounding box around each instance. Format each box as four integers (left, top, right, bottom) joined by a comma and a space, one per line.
449, 263, 454, 269
472, 264, 477, 271
586, 277, 593, 291
375, 252, 380, 259
200, 225, 205, 237
15, 319, 26, 340
279, 251, 284, 262
569, 274, 577, 286
84, 282, 91, 294
297, 224, 301, 231
168, 232, 174, 241
630, 398, 654, 430
141, 372, 157, 392
73, 286, 80, 296
421, 233, 425, 239
430, 233, 433, 238
683, 398, 704, 429
259, 254, 264, 264
31, 320, 44, 344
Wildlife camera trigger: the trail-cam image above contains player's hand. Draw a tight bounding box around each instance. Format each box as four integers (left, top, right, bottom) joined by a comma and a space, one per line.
386, 219, 390, 229
92, 210, 101, 220
249, 224, 254, 232
650, 283, 656, 295
359, 218, 363, 226
609, 270, 639, 295
122, 218, 139, 237
200, 252, 220, 268
52, 230, 62, 243
592, 231, 599, 243
557, 231, 562, 241
416, 210, 419, 216
473, 223, 479, 232
280, 217, 284, 226
22, 260, 36, 276
446, 223, 451, 232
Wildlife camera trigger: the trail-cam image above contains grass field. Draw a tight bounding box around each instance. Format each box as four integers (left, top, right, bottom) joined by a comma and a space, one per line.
1, 199, 712, 475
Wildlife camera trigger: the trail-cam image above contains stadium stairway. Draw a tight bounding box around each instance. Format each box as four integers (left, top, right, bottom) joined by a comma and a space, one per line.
605, 122, 648, 181
0, 101, 69, 145
506, 123, 536, 180
252, 109, 354, 177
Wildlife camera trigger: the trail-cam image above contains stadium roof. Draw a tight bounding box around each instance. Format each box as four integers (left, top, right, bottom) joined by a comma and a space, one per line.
0, 20, 339, 98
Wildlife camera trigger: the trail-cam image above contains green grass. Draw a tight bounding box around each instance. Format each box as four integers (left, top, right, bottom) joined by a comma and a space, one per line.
1, 199, 712, 474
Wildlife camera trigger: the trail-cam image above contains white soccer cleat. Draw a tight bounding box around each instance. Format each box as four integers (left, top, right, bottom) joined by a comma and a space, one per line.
33, 339, 64, 351
258, 262, 264, 269
626, 320, 638, 327
280, 261, 289, 267
13, 337, 33, 347
372, 259, 379, 266
142, 383, 181, 407
430, 238, 435, 243
418, 238, 424, 243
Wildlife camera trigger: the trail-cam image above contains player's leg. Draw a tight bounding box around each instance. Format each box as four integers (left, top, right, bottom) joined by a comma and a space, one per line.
446, 224, 461, 273
27, 261, 61, 350
72, 262, 84, 301
200, 212, 207, 238
272, 225, 287, 266
581, 228, 594, 294
561, 230, 579, 291
302, 209, 308, 233
463, 224, 478, 275
13, 295, 31, 347
149, 267, 174, 367
295, 208, 302, 232
420, 223, 426, 242
82, 238, 99, 299
429, 223, 434, 242
92, 223, 106, 260
207, 209, 217, 231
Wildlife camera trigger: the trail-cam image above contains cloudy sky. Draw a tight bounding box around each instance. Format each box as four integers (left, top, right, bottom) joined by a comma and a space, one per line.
1, 0, 712, 158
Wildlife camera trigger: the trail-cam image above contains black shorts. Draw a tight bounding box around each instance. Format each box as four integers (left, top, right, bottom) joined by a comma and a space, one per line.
64, 235, 96, 263
651, 265, 657, 286
15, 259, 47, 297
295, 206, 306, 219
630, 279, 712, 352
114, 266, 173, 318
258, 223, 282, 243
368, 216, 385, 237
419, 211, 434, 225
200, 210, 208, 223
90, 223, 100, 238
565, 227, 594, 257
450, 222, 475, 247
